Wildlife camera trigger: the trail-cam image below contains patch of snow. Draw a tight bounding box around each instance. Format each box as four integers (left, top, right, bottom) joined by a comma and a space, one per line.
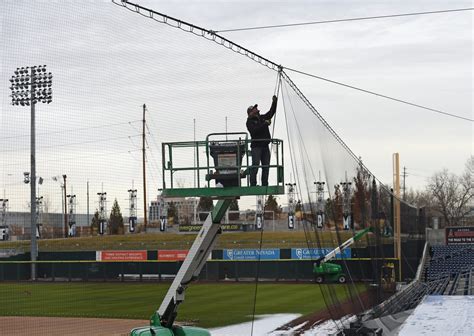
209, 314, 300, 336
398, 295, 474, 336
209, 314, 359, 336
302, 315, 356, 336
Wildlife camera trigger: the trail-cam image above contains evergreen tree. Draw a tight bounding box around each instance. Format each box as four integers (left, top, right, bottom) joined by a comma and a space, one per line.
108, 199, 124, 235
197, 197, 213, 221
90, 210, 100, 234
198, 197, 214, 211
229, 199, 239, 220
167, 201, 177, 220
265, 195, 281, 219
353, 162, 371, 228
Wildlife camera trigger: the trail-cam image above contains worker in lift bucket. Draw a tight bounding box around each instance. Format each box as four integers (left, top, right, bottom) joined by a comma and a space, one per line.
246, 95, 278, 186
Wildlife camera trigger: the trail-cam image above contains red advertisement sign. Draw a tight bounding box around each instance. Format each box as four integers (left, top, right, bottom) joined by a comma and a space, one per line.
96, 250, 147, 261
446, 227, 474, 245
158, 250, 189, 261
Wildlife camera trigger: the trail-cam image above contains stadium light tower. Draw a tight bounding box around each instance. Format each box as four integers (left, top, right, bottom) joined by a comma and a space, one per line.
128, 189, 137, 233
97, 192, 107, 235
9, 65, 52, 280
314, 180, 326, 229
285, 183, 296, 229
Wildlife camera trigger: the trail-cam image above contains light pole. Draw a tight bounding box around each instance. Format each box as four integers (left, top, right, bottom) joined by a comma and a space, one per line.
0, 199, 9, 241
341, 181, 353, 230
314, 181, 326, 229
9, 65, 52, 280
35, 196, 43, 239
67, 194, 76, 237
63, 174, 67, 237
286, 183, 296, 229
128, 189, 137, 233
97, 192, 107, 235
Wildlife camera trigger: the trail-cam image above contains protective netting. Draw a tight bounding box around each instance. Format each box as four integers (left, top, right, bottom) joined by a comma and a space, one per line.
0, 1, 427, 335
280, 71, 426, 327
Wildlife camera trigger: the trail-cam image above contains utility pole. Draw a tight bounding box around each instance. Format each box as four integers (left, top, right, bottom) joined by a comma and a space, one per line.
142, 104, 148, 232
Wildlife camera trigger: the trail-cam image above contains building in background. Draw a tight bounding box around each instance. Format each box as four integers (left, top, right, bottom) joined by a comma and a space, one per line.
149, 197, 198, 225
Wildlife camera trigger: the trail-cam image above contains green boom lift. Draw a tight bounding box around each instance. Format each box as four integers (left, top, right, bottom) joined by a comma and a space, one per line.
313, 227, 374, 284
130, 133, 285, 336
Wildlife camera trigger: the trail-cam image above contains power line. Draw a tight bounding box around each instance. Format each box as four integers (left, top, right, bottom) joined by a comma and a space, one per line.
284, 67, 473, 122
216, 7, 474, 33
0, 120, 141, 140
0, 134, 141, 153
3, 149, 142, 167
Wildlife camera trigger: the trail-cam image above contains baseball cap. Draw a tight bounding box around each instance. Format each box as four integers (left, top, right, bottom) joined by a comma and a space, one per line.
247, 104, 258, 114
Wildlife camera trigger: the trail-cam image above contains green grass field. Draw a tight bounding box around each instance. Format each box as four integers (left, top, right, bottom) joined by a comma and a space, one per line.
0, 231, 386, 252
0, 282, 362, 328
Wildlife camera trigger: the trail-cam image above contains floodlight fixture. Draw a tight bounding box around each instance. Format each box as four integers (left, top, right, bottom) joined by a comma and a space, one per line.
10, 65, 52, 106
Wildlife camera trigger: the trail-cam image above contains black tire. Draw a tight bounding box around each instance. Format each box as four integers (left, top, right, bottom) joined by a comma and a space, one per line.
338, 275, 346, 284
315, 275, 324, 284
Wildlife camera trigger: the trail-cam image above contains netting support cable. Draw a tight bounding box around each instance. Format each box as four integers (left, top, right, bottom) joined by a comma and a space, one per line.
215, 7, 474, 33
284, 67, 473, 122
280, 80, 344, 330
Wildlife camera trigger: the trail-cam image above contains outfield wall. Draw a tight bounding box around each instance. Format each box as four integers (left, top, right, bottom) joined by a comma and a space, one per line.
0, 259, 392, 283
0, 240, 424, 282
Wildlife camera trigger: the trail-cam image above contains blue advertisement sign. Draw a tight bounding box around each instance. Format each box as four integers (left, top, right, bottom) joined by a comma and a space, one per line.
291, 248, 351, 260
223, 249, 280, 260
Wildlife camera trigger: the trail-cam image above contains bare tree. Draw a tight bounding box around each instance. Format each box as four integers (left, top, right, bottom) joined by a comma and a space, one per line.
427, 157, 474, 226
404, 188, 433, 208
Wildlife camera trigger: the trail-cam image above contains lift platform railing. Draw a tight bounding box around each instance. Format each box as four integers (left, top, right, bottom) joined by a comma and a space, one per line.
161, 132, 285, 198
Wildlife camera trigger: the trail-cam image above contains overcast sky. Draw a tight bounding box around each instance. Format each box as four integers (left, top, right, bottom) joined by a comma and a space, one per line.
0, 0, 472, 216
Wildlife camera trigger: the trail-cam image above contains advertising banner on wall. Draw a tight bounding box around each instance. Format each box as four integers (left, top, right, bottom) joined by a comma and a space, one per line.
96, 250, 147, 261
179, 224, 242, 232
291, 248, 351, 260
222, 248, 280, 260
446, 227, 474, 245
158, 250, 189, 261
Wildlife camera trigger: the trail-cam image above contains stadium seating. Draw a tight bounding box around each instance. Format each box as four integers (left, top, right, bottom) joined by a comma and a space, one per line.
425, 245, 474, 282
348, 243, 474, 335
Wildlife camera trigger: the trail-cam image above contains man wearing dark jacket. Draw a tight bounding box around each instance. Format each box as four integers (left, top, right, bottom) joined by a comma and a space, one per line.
246, 95, 278, 186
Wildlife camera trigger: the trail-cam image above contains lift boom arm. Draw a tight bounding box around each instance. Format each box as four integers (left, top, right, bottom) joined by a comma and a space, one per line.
317, 227, 373, 265
157, 199, 232, 328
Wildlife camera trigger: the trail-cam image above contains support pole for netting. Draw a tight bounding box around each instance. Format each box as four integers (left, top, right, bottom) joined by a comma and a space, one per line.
142, 104, 148, 232
393, 153, 401, 282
